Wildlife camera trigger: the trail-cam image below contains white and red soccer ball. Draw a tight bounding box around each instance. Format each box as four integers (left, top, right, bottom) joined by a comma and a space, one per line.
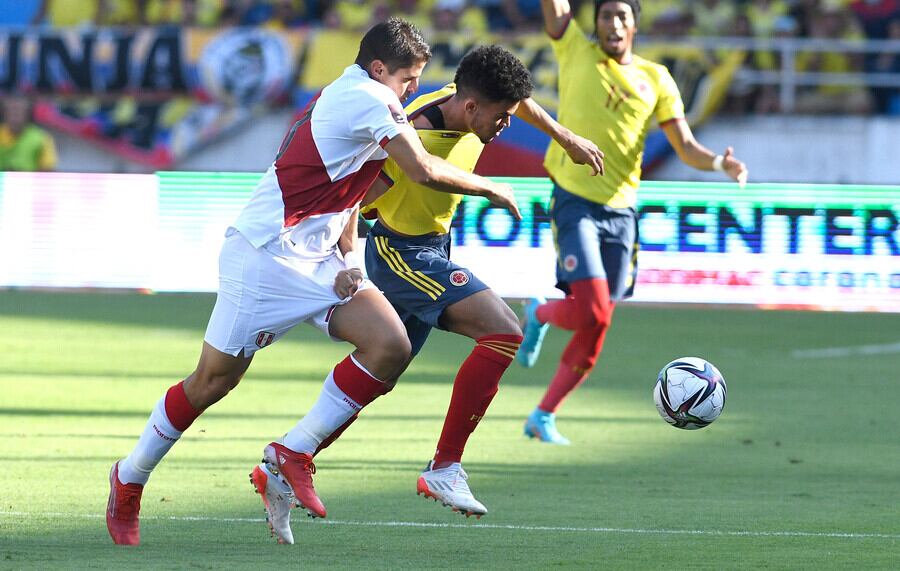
653, 357, 727, 430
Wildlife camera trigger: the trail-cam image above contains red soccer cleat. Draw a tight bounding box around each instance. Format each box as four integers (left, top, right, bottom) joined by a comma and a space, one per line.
106, 462, 144, 545
263, 443, 327, 518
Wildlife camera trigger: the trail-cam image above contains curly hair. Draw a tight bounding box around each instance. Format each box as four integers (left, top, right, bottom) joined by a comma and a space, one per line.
453, 45, 533, 103
356, 17, 432, 73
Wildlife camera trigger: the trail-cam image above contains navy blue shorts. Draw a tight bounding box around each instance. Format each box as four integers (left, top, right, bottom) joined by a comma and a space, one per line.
365, 222, 489, 356
551, 184, 639, 301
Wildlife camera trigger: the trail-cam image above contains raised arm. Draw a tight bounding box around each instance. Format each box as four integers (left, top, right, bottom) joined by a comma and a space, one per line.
515, 98, 604, 175
540, 0, 573, 38
383, 130, 522, 220
662, 119, 749, 187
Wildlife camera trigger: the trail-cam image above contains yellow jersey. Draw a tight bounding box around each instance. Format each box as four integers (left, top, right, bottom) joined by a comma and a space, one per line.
0, 125, 57, 172
363, 84, 485, 236
546, 18, 684, 209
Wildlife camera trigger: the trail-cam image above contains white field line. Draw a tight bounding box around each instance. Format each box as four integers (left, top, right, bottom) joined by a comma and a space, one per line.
0, 511, 897, 540
792, 341, 900, 359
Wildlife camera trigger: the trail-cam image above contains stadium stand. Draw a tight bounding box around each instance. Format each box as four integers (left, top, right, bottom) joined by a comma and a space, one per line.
1, 0, 898, 173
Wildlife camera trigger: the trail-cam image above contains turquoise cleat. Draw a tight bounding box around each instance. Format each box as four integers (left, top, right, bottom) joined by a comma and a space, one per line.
523, 408, 570, 445
517, 297, 548, 368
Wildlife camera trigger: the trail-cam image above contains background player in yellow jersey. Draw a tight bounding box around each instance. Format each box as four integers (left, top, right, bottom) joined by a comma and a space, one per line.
0, 97, 57, 172
518, 0, 749, 444
359, 45, 604, 516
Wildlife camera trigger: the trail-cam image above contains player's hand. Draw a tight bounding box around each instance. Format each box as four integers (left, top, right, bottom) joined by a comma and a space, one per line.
334, 268, 364, 298
484, 182, 522, 220
722, 147, 748, 188
561, 133, 605, 176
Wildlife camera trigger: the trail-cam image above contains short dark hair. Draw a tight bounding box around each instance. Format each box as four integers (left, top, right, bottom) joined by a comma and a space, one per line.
355, 17, 432, 73
453, 45, 533, 103
594, 0, 641, 24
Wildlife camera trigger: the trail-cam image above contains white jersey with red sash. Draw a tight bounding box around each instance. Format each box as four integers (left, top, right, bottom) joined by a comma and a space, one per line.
232, 64, 412, 260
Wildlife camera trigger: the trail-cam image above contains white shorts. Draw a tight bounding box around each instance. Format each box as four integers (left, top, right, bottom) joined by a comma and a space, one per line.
204, 231, 374, 357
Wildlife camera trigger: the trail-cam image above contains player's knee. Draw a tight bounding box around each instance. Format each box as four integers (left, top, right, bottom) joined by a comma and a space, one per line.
503, 313, 524, 337
471, 305, 522, 338
488, 314, 522, 338
372, 330, 412, 377
575, 305, 612, 331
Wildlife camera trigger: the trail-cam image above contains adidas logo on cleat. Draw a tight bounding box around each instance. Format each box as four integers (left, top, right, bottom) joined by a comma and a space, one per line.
416, 461, 487, 518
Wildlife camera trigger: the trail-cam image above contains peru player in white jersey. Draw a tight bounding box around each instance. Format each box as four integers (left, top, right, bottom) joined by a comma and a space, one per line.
106, 18, 521, 546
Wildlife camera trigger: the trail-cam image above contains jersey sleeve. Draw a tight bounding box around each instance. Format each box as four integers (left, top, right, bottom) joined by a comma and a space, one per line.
548, 16, 591, 66
653, 65, 685, 126
351, 89, 414, 147
361, 158, 400, 215
381, 157, 401, 188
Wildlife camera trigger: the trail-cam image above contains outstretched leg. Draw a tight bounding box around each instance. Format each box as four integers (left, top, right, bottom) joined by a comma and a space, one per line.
108, 343, 252, 545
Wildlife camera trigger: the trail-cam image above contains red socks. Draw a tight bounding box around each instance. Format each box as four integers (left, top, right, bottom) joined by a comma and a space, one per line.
536, 297, 581, 330
433, 334, 522, 467
164, 381, 202, 432
537, 279, 615, 412
332, 355, 386, 408
539, 362, 589, 413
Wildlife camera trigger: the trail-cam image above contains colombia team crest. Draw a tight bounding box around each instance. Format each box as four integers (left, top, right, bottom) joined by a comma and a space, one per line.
449, 270, 469, 286
563, 254, 579, 272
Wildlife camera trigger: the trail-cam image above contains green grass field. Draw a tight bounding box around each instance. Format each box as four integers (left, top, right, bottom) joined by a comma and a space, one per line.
0, 290, 898, 570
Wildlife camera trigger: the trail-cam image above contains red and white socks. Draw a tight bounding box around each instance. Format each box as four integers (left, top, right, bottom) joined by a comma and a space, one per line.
117, 381, 201, 486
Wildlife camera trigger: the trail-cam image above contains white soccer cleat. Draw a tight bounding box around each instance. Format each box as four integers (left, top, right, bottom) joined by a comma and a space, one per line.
250, 463, 296, 544
416, 461, 487, 518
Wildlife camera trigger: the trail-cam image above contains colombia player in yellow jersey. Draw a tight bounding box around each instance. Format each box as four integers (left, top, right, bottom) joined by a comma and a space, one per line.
360, 45, 604, 516
519, 0, 749, 445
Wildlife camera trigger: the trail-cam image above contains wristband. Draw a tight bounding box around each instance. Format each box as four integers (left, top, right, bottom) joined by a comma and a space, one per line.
343, 250, 362, 270
712, 154, 725, 172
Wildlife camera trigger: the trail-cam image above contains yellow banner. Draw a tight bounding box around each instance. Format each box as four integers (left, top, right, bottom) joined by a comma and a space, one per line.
301, 30, 741, 125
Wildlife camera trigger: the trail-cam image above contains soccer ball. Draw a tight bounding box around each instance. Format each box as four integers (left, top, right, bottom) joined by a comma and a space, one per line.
653, 357, 727, 430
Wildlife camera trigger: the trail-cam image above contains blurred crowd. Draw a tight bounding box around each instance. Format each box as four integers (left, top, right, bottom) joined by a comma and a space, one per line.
0, 0, 894, 40
3, 0, 888, 116
0, 0, 897, 172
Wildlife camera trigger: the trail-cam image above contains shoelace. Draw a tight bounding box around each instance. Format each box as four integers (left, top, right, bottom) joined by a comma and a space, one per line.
450, 477, 474, 496
274, 452, 316, 476
113, 485, 141, 519
437, 465, 472, 494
